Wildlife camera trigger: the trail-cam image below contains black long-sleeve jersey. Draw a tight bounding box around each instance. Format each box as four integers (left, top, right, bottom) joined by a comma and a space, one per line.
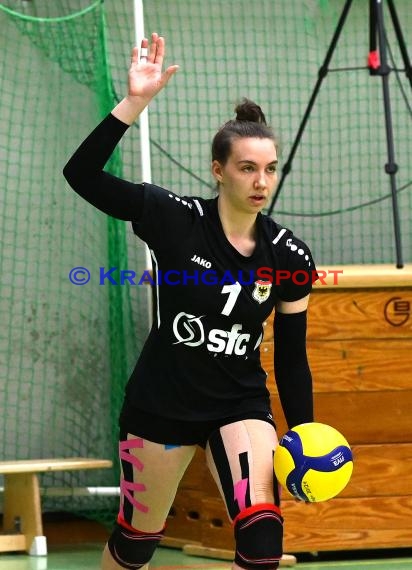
63, 113, 317, 424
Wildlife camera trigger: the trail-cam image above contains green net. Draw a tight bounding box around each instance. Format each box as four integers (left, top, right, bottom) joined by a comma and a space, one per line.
0, 0, 411, 526
0, 0, 143, 524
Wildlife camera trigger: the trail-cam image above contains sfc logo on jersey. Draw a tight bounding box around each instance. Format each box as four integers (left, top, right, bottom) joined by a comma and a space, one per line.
252, 280, 272, 304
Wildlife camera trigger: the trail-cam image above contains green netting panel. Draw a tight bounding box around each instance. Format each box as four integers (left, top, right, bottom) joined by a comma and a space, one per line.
0, 0, 411, 528
0, 0, 145, 524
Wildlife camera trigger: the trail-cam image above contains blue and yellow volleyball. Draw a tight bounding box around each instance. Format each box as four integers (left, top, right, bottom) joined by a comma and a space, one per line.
274, 422, 353, 502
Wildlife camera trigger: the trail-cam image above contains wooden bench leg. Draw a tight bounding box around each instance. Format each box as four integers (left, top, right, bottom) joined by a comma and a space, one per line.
2, 472, 47, 555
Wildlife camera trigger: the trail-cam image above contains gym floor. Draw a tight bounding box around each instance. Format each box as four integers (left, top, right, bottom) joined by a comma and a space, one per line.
0, 545, 412, 570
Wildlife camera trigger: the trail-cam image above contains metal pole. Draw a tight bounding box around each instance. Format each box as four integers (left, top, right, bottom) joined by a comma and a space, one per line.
134, 0, 153, 325
374, 0, 403, 267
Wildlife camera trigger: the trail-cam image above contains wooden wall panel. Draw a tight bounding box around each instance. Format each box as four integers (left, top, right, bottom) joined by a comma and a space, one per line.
283, 496, 412, 531
282, 528, 412, 553
198, 497, 233, 550
269, 391, 412, 445
195, 495, 412, 553
178, 444, 412, 501
261, 340, 412, 392
166, 489, 204, 544
337, 444, 412, 498
179, 449, 207, 491
262, 290, 412, 342
197, 495, 412, 553
312, 264, 412, 288
307, 290, 412, 340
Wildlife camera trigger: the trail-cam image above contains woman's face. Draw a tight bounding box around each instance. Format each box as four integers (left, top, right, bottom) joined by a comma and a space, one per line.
212, 137, 278, 215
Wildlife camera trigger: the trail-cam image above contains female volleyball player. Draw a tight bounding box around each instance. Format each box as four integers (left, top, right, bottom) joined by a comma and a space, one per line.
63, 33, 316, 570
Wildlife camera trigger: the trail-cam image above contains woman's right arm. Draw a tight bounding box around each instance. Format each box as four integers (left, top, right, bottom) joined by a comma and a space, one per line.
62, 113, 144, 220
63, 33, 179, 221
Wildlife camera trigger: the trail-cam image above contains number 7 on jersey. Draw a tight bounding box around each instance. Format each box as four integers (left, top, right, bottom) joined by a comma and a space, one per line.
220, 282, 242, 316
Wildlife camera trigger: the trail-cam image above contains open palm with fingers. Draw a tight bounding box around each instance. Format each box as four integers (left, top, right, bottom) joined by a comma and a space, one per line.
127, 32, 179, 101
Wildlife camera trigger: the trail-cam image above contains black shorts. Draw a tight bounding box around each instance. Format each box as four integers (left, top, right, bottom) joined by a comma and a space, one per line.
119, 403, 276, 449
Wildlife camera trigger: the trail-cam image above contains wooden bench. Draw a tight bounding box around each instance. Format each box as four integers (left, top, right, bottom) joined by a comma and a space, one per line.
0, 457, 112, 555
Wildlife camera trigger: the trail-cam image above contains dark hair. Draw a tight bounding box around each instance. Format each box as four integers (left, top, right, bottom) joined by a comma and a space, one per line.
211, 98, 277, 165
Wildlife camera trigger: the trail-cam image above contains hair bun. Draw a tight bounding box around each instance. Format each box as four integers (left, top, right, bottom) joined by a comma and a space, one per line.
235, 98, 267, 125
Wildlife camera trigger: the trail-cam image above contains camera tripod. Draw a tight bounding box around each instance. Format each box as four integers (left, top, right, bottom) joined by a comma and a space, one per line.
267, 0, 412, 268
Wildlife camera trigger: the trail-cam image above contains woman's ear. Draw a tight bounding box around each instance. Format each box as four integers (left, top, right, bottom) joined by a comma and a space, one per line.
211, 160, 223, 184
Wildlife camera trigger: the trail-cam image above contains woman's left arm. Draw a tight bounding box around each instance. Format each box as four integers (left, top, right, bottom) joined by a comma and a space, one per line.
273, 294, 313, 430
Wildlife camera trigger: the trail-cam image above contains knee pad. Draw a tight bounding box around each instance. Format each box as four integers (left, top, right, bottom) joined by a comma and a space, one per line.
107, 520, 164, 569
234, 503, 283, 570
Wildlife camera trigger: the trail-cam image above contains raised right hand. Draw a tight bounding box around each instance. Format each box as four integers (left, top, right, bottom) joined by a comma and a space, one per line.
127, 32, 179, 102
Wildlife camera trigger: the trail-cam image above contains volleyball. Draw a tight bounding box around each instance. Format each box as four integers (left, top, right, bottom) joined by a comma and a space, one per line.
274, 422, 353, 502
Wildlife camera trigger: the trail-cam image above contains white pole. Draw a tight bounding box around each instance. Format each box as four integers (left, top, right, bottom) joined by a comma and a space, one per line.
134, 0, 153, 328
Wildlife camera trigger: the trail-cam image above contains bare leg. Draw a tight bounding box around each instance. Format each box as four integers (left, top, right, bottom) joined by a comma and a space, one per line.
101, 434, 196, 569
205, 419, 280, 570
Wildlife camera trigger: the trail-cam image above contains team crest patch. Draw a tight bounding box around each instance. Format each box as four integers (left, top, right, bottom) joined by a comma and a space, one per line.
252, 280, 272, 304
